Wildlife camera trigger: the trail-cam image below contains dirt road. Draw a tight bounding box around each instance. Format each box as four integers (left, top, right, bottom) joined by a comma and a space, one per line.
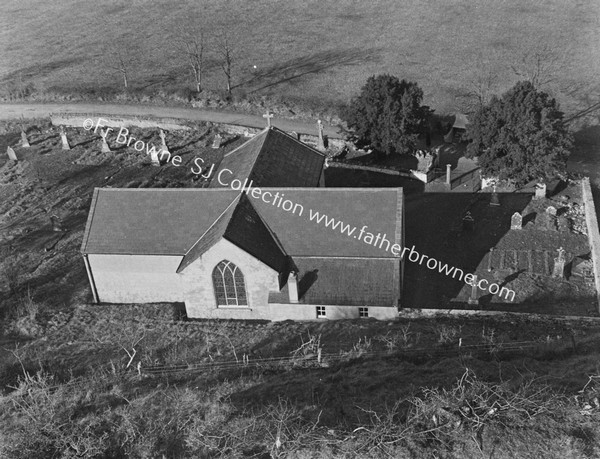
0, 102, 344, 139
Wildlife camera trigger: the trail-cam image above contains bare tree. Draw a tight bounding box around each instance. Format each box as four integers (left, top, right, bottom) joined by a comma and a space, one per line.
216, 31, 235, 97
467, 70, 498, 110
511, 43, 564, 89
182, 34, 206, 93
107, 51, 129, 90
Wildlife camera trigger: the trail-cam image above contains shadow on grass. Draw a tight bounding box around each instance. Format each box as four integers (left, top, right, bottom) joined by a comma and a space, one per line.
238, 47, 381, 94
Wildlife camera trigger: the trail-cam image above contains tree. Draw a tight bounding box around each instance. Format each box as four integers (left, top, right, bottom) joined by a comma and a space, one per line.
466, 81, 572, 186
107, 51, 129, 90
216, 31, 235, 98
341, 75, 429, 156
181, 33, 205, 93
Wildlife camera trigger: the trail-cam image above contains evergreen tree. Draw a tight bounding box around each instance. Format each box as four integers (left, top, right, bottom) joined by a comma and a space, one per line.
342, 75, 429, 156
466, 81, 572, 186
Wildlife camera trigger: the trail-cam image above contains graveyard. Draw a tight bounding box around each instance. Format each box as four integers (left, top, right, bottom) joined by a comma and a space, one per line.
0, 109, 599, 459
0, 117, 597, 323
403, 186, 595, 315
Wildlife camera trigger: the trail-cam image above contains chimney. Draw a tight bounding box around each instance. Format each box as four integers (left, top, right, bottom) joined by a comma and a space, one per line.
446, 164, 452, 185
288, 271, 299, 303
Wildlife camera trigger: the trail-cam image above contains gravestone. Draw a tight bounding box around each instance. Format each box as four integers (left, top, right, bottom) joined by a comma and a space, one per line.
100, 129, 111, 153
50, 215, 64, 232
490, 185, 500, 206
534, 183, 546, 200
159, 129, 170, 155
6, 146, 17, 161
462, 211, 474, 231
546, 206, 558, 231
263, 109, 273, 127
149, 148, 161, 167
487, 247, 494, 272
468, 274, 479, 305
317, 120, 326, 152
552, 247, 566, 279
211, 133, 222, 149
510, 212, 522, 230
59, 126, 70, 150
21, 130, 30, 148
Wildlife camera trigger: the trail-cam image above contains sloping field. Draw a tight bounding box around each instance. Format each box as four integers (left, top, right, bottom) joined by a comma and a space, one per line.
0, 0, 598, 114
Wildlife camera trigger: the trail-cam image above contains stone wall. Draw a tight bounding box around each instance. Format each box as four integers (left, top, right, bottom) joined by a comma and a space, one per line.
50, 113, 194, 131
581, 177, 600, 311
49, 112, 347, 149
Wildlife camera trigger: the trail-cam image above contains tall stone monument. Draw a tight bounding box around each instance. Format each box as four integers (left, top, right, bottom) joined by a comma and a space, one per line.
6, 146, 17, 161
59, 126, 70, 150
317, 119, 326, 152
159, 129, 170, 155
468, 274, 479, 305
100, 129, 111, 153
490, 185, 500, 207
551, 247, 566, 279
20, 129, 30, 148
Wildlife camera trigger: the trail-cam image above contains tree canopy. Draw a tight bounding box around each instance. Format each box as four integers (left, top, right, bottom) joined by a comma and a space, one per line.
466, 81, 572, 186
341, 74, 429, 156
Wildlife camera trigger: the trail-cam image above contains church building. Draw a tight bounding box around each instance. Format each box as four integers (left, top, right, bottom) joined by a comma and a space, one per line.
81, 127, 404, 320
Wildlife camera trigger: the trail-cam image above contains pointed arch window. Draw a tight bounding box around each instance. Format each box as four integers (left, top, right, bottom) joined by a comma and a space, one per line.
212, 260, 248, 307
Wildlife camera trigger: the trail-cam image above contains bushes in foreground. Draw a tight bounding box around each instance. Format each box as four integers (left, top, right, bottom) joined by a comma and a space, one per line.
2, 367, 591, 459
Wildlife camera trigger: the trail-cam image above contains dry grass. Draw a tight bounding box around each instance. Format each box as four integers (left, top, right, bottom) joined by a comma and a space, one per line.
0, 0, 598, 115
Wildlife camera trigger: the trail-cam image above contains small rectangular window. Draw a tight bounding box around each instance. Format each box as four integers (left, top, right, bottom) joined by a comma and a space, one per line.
316, 306, 326, 318
359, 307, 369, 318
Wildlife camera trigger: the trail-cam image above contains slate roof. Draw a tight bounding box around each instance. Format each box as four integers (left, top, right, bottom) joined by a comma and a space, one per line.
268, 257, 401, 307
81, 188, 240, 255
209, 127, 326, 188
82, 187, 403, 305
250, 188, 403, 258
177, 194, 289, 273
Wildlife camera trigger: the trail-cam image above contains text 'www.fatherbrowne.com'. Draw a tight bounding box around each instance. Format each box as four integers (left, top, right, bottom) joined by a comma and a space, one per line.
217, 168, 516, 302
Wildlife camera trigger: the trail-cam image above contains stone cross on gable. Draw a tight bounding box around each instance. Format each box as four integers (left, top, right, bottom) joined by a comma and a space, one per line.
263, 109, 274, 127
557, 246, 565, 262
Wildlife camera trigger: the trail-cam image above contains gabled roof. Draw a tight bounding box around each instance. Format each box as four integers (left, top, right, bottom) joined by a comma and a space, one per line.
250, 188, 403, 258
82, 188, 403, 261
81, 188, 240, 255
209, 127, 326, 188
177, 194, 288, 273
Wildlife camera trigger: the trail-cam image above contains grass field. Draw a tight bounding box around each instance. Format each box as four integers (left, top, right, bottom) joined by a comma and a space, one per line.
1, 0, 599, 116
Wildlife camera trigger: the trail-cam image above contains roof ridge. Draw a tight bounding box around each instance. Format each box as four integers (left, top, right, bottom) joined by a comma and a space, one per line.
182, 194, 241, 256
267, 125, 328, 158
